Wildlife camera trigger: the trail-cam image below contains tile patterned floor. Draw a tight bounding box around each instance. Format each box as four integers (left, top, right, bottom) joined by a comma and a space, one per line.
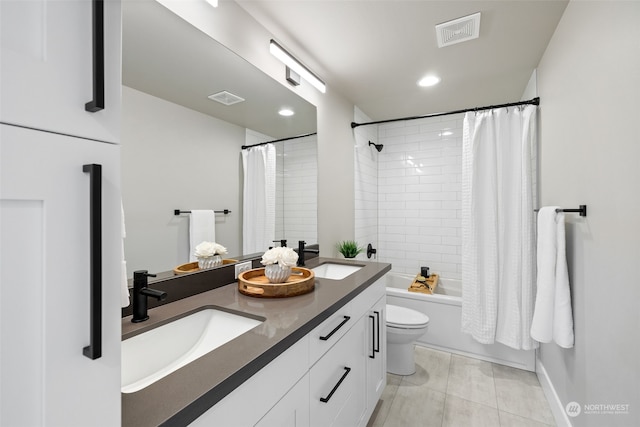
368, 346, 556, 427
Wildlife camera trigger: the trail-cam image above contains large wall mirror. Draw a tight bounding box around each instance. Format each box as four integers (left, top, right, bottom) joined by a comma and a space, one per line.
121, 1, 318, 276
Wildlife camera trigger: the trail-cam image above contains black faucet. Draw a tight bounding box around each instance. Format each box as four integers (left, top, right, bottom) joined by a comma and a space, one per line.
131, 270, 167, 323
273, 239, 287, 247
297, 240, 320, 267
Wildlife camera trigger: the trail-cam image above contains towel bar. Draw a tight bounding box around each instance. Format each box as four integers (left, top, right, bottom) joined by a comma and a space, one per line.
174, 209, 231, 215
534, 205, 587, 217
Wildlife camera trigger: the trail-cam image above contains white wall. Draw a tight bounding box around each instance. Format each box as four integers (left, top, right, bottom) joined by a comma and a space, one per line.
537, 2, 640, 426
122, 86, 243, 275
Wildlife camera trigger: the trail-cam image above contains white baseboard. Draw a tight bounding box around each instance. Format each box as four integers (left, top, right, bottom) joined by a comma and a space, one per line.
536, 357, 572, 427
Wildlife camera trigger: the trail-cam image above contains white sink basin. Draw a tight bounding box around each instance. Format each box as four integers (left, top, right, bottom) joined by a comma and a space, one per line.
122, 308, 262, 393
312, 263, 363, 280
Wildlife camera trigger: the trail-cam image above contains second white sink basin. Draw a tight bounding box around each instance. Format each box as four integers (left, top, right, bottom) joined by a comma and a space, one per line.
122, 308, 262, 393
312, 263, 363, 280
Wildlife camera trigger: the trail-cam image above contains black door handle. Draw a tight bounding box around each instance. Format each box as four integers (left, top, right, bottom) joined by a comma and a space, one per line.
369, 315, 376, 359
374, 310, 381, 353
319, 367, 351, 403
83, 164, 102, 360
85, 0, 104, 112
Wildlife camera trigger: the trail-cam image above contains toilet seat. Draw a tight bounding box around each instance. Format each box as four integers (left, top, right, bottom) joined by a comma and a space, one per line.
386, 304, 429, 329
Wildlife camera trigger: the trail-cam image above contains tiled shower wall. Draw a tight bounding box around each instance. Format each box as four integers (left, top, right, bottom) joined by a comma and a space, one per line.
275, 134, 318, 247
354, 114, 464, 279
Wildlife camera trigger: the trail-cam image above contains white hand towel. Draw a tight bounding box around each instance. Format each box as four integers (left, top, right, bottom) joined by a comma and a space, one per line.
189, 210, 216, 262
530, 207, 574, 348
121, 202, 130, 308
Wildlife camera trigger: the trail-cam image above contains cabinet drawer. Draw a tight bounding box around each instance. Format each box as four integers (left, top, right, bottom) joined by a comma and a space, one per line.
350, 277, 385, 320
309, 316, 366, 427
309, 302, 354, 365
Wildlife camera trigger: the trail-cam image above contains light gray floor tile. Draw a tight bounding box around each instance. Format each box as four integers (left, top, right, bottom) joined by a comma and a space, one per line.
382, 380, 446, 427
446, 354, 497, 408
493, 364, 556, 425
368, 374, 402, 427
499, 410, 555, 427
442, 395, 500, 427
402, 346, 451, 393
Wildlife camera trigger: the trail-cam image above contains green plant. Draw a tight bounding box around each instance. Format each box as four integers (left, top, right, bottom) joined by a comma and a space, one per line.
337, 240, 363, 258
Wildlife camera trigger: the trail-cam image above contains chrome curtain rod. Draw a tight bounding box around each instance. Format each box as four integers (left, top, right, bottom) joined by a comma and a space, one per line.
241, 132, 317, 150
350, 97, 540, 129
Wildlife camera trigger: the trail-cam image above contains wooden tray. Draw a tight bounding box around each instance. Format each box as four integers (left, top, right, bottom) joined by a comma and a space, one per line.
408, 273, 439, 295
173, 259, 238, 275
238, 267, 315, 298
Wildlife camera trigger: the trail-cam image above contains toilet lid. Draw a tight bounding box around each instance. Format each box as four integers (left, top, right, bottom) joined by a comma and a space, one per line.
386, 304, 429, 329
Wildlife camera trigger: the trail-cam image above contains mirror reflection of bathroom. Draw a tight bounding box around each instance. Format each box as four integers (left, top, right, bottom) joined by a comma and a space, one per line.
120, 1, 317, 276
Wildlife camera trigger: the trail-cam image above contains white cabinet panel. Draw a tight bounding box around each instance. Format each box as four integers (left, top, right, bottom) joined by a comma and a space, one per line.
0, 0, 121, 143
366, 296, 386, 417
309, 302, 354, 365
256, 374, 310, 427
310, 316, 366, 427
0, 124, 121, 426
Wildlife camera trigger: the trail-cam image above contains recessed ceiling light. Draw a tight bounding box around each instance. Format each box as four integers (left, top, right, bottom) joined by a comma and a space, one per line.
279, 108, 294, 117
205, 0, 218, 7
418, 75, 441, 87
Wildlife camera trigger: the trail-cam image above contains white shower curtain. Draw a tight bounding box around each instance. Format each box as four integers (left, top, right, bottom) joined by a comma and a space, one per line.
242, 144, 276, 254
461, 105, 538, 350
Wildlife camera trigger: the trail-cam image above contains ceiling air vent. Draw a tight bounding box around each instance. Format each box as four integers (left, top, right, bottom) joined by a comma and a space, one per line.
436, 12, 481, 48
207, 90, 245, 106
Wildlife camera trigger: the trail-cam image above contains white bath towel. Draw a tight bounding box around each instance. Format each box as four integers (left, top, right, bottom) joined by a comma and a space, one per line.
530, 207, 574, 348
189, 210, 216, 262
121, 202, 130, 308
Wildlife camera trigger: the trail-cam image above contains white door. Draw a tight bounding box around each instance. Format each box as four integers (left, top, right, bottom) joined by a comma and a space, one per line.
0, 124, 121, 426
0, 0, 121, 143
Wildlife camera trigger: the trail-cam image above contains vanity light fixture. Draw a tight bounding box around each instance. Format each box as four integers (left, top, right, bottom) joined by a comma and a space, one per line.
270, 39, 326, 93
205, 0, 218, 7
418, 75, 441, 87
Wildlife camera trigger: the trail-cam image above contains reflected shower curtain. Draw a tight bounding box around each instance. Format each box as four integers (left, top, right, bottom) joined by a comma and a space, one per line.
461, 105, 538, 350
242, 144, 276, 254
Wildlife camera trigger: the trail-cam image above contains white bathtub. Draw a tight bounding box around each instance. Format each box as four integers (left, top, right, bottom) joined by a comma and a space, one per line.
385, 272, 535, 371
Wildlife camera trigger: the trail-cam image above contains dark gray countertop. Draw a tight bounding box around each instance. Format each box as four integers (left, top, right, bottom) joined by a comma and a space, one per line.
121, 257, 391, 427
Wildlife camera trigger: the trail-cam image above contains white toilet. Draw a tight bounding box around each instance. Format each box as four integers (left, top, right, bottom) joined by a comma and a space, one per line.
386, 304, 430, 375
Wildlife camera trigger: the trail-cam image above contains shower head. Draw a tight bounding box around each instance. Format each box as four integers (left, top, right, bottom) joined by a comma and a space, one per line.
368, 141, 383, 152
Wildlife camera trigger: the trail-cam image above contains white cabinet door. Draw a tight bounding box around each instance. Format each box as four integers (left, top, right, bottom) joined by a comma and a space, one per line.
366, 296, 386, 416
0, 0, 121, 143
310, 316, 366, 427
255, 374, 310, 427
0, 124, 121, 426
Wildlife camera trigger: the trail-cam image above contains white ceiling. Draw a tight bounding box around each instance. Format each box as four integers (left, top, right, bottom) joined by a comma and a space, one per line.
122, 1, 317, 139
236, 0, 569, 121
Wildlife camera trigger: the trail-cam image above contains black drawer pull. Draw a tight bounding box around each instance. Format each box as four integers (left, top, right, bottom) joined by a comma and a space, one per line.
320, 367, 351, 403
319, 316, 350, 341
369, 315, 375, 359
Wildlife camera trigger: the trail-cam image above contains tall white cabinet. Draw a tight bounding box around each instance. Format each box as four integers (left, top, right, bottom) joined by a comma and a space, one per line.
0, 0, 122, 425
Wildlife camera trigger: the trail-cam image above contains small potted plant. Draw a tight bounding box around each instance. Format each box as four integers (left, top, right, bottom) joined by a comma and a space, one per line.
261, 246, 299, 283
337, 240, 363, 259
194, 241, 228, 269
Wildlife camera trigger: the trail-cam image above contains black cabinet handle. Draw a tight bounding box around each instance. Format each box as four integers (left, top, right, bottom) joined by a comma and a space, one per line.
85, 0, 104, 112
319, 316, 350, 341
369, 315, 376, 359
374, 310, 381, 353
83, 164, 102, 360
319, 367, 351, 403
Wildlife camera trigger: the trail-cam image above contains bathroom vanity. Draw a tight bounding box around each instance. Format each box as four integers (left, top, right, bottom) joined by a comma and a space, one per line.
121, 258, 390, 426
